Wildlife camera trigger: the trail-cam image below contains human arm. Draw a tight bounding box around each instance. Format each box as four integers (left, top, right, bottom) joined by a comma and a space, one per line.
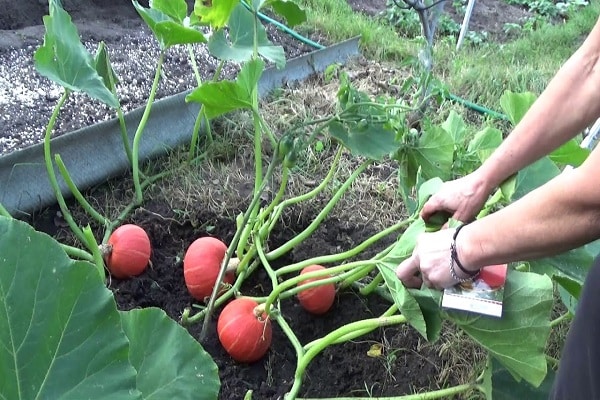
397, 143, 600, 289
422, 15, 600, 223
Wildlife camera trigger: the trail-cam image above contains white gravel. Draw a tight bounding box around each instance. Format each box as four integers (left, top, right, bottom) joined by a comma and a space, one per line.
0, 18, 314, 155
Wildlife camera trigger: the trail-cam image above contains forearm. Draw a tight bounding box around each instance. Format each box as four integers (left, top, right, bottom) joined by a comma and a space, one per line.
459, 150, 600, 269
475, 16, 600, 190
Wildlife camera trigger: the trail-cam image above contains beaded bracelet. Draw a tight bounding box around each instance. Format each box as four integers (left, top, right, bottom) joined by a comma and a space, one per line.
449, 223, 479, 283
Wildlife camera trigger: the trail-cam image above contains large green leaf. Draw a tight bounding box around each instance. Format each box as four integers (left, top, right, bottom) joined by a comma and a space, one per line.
194, 0, 239, 28
152, 0, 189, 22
121, 308, 220, 400
491, 358, 556, 399
0, 217, 141, 400
513, 156, 560, 200
186, 58, 265, 118
95, 41, 119, 91
133, 0, 207, 50
378, 264, 428, 339
416, 177, 444, 212
441, 110, 466, 145
446, 270, 553, 387
499, 91, 537, 126
377, 219, 442, 340
328, 121, 400, 160
405, 126, 454, 183
408, 287, 443, 342
262, 0, 307, 26
549, 138, 590, 167
34, 0, 118, 108
467, 126, 503, 163
208, 4, 285, 68
529, 247, 593, 286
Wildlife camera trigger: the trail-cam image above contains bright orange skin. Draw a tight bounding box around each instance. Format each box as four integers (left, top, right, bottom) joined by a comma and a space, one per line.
183, 237, 234, 302
217, 298, 272, 363
297, 264, 336, 315
106, 224, 151, 279
479, 264, 508, 289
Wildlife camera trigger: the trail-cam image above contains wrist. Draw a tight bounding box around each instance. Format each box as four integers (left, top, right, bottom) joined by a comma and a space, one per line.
453, 223, 485, 273
474, 161, 510, 194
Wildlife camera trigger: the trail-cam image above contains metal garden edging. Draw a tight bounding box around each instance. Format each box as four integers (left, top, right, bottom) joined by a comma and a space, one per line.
0, 37, 361, 217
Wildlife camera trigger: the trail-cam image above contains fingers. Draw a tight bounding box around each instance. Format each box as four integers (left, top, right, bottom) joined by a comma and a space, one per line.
421, 197, 454, 223
395, 254, 422, 288
420, 197, 442, 221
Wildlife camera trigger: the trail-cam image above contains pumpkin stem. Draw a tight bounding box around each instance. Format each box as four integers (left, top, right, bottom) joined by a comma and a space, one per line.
226, 257, 240, 272
98, 243, 113, 258
253, 303, 268, 321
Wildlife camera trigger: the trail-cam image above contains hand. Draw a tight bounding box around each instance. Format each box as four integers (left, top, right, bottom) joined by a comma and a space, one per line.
421, 173, 493, 224
395, 228, 477, 289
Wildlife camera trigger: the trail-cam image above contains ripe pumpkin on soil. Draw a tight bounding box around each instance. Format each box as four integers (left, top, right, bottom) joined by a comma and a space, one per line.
183, 236, 235, 301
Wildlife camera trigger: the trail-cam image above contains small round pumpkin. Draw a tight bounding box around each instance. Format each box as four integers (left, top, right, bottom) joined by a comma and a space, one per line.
105, 224, 151, 279
183, 237, 234, 301
217, 298, 272, 363
297, 264, 336, 315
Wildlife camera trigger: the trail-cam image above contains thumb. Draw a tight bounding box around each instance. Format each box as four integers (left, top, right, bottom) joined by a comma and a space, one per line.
395, 254, 422, 288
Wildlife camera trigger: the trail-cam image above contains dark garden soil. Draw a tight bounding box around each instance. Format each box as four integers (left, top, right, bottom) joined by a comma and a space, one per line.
1, 0, 538, 399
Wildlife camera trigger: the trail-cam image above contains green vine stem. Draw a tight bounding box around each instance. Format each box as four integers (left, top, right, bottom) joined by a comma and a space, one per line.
339, 240, 399, 289
273, 309, 305, 360
0, 203, 10, 218
304, 304, 399, 350
255, 234, 280, 309
199, 155, 281, 339
257, 111, 279, 148
106, 68, 133, 166
340, 264, 376, 289
265, 146, 343, 234
131, 50, 165, 203
550, 311, 572, 328
294, 382, 477, 400
187, 109, 208, 162
359, 272, 384, 296
235, 107, 266, 261
263, 260, 379, 315
276, 216, 415, 277
43, 91, 88, 247
246, 265, 366, 304
286, 314, 408, 399
257, 165, 290, 238
60, 244, 94, 262
186, 55, 226, 161
82, 225, 106, 279
267, 160, 373, 260
186, 43, 203, 86
54, 154, 109, 227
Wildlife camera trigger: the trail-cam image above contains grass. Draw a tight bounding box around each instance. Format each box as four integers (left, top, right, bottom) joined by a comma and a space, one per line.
296, 0, 418, 61
296, 0, 599, 109
438, 3, 600, 107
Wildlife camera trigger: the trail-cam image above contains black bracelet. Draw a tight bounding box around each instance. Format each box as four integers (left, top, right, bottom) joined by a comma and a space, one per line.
451, 223, 479, 278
